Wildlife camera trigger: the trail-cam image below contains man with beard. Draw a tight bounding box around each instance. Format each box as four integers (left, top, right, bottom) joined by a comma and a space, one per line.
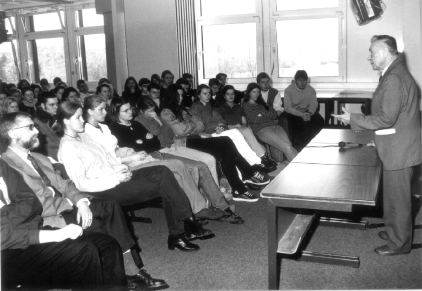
0, 112, 169, 289
33, 91, 61, 160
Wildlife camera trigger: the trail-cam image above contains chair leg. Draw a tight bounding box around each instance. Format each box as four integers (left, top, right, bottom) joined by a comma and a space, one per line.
126, 210, 152, 224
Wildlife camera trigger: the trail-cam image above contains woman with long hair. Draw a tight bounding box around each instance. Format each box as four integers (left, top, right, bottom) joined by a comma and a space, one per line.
243, 82, 298, 162
57, 100, 213, 251
53, 85, 65, 102
110, 97, 243, 224
160, 86, 270, 202
122, 76, 142, 106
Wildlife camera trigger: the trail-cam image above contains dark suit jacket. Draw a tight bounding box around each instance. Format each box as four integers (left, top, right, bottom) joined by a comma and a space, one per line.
1, 148, 88, 228
351, 58, 422, 171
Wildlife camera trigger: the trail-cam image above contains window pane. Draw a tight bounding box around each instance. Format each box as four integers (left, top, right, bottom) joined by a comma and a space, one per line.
201, 0, 255, 16
79, 34, 107, 81
28, 38, 66, 82
75, 8, 104, 28
276, 0, 339, 11
32, 12, 65, 31
202, 23, 256, 79
5, 17, 15, 34
276, 18, 338, 77
0, 41, 19, 83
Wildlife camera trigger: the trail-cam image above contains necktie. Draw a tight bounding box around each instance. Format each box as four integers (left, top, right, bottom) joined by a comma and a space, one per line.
27, 154, 62, 197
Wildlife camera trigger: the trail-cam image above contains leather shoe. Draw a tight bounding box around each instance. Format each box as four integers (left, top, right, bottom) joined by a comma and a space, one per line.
126, 269, 169, 290
195, 207, 224, 220
168, 234, 200, 251
378, 231, 389, 241
184, 215, 214, 240
374, 245, 410, 256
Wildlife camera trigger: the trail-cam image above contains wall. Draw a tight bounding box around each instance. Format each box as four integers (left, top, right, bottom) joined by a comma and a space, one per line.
124, 0, 179, 80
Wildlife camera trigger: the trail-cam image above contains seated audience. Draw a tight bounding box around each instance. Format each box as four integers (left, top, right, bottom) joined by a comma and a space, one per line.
9, 88, 22, 102
160, 87, 269, 202
56, 100, 213, 251
208, 78, 222, 106
219, 85, 276, 169
175, 78, 194, 108
30, 84, 42, 100
62, 86, 83, 106
98, 77, 120, 98
85, 95, 224, 220
53, 77, 63, 87
18, 87, 37, 117
147, 82, 162, 110
33, 91, 60, 160
112, 97, 243, 224
2, 97, 19, 115
138, 78, 151, 98
256, 72, 284, 116
76, 79, 89, 102
53, 85, 65, 102
190, 84, 274, 172
96, 83, 113, 124
122, 76, 142, 106
40, 78, 50, 92
0, 159, 128, 289
182, 72, 195, 88
160, 70, 174, 97
0, 112, 168, 290
17, 78, 31, 91
151, 73, 161, 85
284, 70, 324, 150
216, 73, 243, 104
243, 83, 298, 162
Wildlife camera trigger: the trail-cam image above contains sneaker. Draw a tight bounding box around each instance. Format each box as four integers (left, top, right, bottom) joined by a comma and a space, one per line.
254, 163, 277, 173
194, 207, 225, 220
232, 191, 259, 202
218, 208, 244, 224
243, 171, 270, 185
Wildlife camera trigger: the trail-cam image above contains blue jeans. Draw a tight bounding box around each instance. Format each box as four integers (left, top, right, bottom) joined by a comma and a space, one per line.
256, 125, 298, 162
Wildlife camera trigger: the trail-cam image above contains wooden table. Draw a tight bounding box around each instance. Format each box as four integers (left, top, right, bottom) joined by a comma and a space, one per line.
261, 129, 381, 290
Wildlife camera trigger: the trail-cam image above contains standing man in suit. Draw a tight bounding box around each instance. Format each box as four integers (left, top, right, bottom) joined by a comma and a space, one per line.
334, 35, 421, 255
0, 112, 168, 289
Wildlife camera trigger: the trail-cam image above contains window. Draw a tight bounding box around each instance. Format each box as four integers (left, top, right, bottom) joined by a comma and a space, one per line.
0, 41, 19, 83
10, 5, 105, 87
195, 0, 346, 85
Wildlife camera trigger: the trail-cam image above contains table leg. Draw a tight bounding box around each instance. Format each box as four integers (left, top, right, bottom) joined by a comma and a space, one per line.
268, 199, 280, 290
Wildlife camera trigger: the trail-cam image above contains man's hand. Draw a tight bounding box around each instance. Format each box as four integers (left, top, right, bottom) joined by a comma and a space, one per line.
77, 201, 93, 229
215, 126, 225, 134
332, 107, 351, 125
131, 151, 147, 162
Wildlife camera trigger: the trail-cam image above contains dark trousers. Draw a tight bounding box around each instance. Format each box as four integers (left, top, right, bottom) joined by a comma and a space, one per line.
90, 165, 192, 235
285, 112, 324, 150
383, 167, 414, 251
187, 136, 254, 193
61, 199, 136, 253
2, 233, 126, 289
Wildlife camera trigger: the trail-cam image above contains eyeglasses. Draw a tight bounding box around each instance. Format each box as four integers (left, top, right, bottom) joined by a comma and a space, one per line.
12, 124, 39, 131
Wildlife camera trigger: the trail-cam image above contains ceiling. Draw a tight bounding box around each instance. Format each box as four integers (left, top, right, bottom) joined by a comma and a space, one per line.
0, 0, 79, 14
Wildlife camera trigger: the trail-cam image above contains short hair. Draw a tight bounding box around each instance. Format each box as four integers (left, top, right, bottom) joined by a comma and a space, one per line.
40, 78, 49, 86
147, 82, 160, 92
371, 35, 398, 55
10, 88, 21, 96
56, 101, 82, 135
256, 72, 270, 83
53, 77, 62, 86
216, 73, 227, 80
98, 78, 110, 85
294, 70, 308, 80
21, 87, 33, 97
83, 95, 105, 121
110, 96, 131, 123
6, 83, 16, 91
0, 112, 32, 145
161, 70, 174, 79
38, 91, 57, 106
196, 84, 210, 97
62, 87, 79, 101
175, 78, 190, 86
17, 79, 31, 91
222, 85, 235, 96
208, 78, 220, 87
2, 97, 19, 115
30, 84, 42, 93
96, 83, 112, 95
182, 73, 193, 79
76, 79, 86, 88
150, 74, 161, 83
138, 78, 151, 87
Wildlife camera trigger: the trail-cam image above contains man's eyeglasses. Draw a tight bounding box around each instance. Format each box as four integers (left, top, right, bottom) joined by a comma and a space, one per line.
12, 124, 39, 131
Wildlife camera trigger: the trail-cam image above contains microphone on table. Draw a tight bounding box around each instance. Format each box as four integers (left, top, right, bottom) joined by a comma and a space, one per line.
338, 141, 364, 148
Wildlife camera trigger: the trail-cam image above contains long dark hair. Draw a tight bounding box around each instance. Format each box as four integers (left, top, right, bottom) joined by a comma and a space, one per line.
244, 82, 269, 110
161, 85, 187, 122
123, 76, 142, 95
110, 96, 132, 123
56, 101, 82, 136
137, 97, 159, 115
62, 87, 79, 101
